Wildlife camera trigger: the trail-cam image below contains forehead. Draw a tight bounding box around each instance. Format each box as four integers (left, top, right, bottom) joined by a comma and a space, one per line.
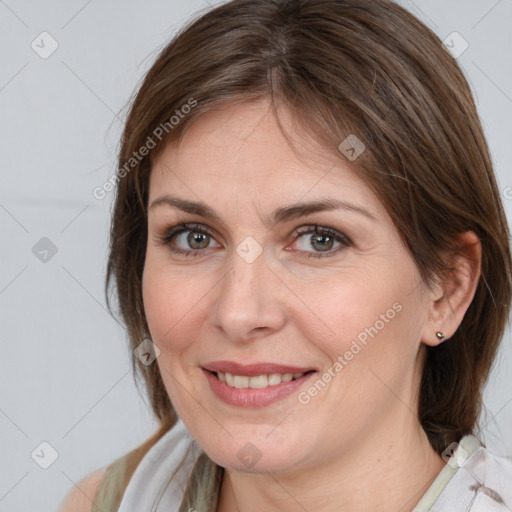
149, 101, 383, 219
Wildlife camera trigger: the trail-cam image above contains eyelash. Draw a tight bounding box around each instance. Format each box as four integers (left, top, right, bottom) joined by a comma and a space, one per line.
156, 222, 352, 259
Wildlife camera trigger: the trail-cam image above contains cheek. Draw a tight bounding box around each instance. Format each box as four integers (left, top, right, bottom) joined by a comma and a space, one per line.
292, 276, 401, 354
296, 268, 425, 385
142, 262, 208, 353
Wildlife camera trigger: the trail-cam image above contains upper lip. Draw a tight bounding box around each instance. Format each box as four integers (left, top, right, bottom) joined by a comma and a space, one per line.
203, 360, 316, 376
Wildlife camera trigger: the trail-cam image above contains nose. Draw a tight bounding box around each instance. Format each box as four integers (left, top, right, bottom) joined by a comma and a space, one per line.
211, 247, 287, 344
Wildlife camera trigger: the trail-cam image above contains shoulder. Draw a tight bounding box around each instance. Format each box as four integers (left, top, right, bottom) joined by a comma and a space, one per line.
438, 439, 512, 511
57, 467, 107, 512
57, 424, 173, 512
116, 420, 202, 511
469, 445, 512, 508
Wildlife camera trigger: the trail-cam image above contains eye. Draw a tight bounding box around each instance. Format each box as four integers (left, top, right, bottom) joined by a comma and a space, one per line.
156, 223, 352, 259
290, 225, 352, 258
157, 223, 220, 255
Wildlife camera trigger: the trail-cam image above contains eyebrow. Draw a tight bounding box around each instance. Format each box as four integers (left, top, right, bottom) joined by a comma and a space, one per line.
149, 195, 378, 227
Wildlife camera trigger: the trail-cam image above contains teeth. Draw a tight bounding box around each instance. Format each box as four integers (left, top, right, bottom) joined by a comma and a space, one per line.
248, 374, 268, 388
216, 371, 305, 388
268, 373, 282, 386
233, 375, 249, 388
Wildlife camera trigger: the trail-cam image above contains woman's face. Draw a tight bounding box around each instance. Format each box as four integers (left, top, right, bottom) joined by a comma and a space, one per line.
143, 101, 434, 474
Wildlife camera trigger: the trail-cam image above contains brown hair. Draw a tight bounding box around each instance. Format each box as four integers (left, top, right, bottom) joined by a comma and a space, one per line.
105, 0, 511, 507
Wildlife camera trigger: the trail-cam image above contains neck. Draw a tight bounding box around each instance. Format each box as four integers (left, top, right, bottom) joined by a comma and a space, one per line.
216, 418, 445, 512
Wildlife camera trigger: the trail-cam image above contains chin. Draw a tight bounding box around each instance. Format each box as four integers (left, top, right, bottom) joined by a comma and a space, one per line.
207, 446, 302, 474
194, 425, 311, 474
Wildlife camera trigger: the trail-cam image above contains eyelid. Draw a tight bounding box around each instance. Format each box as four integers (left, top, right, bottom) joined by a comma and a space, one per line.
292, 225, 352, 245
156, 222, 352, 258
156, 222, 217, 246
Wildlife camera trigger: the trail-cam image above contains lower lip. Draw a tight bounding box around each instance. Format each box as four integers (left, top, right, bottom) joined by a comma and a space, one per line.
203, 369, 315, 407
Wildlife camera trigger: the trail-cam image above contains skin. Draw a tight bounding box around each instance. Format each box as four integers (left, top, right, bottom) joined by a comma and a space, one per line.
142, 100, 481, 511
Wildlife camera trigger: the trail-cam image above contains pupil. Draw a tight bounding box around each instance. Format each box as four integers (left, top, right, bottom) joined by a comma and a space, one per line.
312, 234, 333, 251
188, 232, 209, 249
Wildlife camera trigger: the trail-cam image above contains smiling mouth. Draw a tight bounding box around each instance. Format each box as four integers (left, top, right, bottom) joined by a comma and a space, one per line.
209, 370, 315, 389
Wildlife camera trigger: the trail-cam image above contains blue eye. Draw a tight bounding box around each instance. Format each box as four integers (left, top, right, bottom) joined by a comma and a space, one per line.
157, 223, 352, 258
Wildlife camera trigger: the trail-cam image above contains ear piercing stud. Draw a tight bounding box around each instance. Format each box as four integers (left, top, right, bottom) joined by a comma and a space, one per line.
436, 331, 446, 341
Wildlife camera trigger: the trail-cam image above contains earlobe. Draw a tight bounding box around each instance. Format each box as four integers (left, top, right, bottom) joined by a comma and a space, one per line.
435, 331, 446, 342
422, 231, 482, 347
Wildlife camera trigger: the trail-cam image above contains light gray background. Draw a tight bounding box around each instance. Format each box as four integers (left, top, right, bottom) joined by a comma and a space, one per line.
0, 1, 511, 510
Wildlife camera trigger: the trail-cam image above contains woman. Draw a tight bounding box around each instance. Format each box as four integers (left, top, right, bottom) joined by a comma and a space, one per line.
59, 0, 512, 510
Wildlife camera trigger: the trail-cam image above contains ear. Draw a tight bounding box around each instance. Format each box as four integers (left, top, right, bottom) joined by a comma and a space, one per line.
422, 231, 482, 347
